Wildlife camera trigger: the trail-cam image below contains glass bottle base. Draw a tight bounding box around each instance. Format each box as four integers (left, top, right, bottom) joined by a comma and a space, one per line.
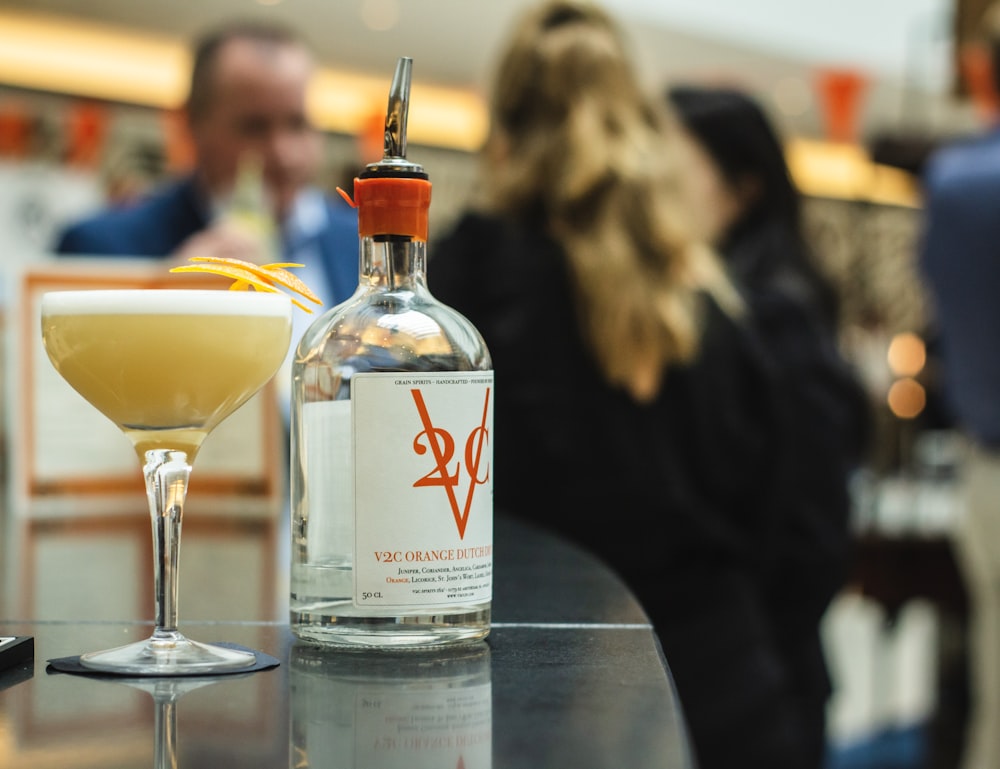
290, 604, 490, 650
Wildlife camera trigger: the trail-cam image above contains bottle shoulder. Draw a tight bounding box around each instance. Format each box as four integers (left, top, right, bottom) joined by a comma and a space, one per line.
296, 288, 492, 373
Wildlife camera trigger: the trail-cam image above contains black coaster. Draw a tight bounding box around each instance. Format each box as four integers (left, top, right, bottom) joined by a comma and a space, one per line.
46, 642, 279, 678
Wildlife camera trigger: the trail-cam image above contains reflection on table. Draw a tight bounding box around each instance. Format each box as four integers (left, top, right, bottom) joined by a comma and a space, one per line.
2, 511, 285, 623
0, 515, 695, 769
290, 643, 492, 768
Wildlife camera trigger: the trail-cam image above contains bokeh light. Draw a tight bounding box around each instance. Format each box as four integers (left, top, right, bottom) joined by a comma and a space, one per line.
886, 331, 926, 377
887, 377, 926, 419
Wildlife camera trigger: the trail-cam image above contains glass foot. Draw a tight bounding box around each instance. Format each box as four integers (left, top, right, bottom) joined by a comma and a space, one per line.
79, 632, 256, 675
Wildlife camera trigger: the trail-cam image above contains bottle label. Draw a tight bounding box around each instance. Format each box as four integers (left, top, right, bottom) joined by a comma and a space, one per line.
350, 371, 493, 608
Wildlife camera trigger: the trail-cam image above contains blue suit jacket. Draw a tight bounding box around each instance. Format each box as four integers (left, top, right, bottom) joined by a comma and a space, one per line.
920, 128, 1000, 446
54, 175, 360, 307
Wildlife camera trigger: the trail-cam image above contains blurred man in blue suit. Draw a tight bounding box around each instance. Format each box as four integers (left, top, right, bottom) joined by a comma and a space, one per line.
920, 5, 1000, 768
54, 19, 359, 312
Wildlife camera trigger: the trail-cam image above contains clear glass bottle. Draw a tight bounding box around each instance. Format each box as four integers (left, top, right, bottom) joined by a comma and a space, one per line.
289, 58, 494, 649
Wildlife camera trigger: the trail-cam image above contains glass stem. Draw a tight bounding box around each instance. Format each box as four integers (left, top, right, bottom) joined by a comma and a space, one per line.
144, 449, 191, 640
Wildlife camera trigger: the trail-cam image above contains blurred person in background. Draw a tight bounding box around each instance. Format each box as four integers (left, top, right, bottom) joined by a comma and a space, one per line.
53, 18, 358, 312
919, 4, 1000, 767
429, 2, 841, 767
667, 83, 873, 766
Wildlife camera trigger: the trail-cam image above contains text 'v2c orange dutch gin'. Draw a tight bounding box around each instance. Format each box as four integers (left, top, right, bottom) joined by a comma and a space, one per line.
289, 58, 494, 649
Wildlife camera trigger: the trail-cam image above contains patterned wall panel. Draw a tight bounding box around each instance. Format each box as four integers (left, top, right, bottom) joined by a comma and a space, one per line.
804, 197, 929, 336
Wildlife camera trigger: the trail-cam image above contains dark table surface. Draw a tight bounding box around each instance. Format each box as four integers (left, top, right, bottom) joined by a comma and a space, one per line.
0, 513, 694, 768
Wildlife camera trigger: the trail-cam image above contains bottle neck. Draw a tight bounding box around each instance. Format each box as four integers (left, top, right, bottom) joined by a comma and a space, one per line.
359, 234, 427, 290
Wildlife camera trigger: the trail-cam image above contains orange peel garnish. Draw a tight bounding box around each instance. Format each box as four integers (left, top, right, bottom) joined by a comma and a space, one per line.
170, 256, 323, 313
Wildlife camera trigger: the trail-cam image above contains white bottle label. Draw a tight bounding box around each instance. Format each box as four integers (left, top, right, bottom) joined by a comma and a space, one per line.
307, 371, 494, 609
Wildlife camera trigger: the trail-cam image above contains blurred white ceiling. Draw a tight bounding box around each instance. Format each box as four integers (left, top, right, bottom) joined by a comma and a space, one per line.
630, 0, 952, 85
0, 0, 978, 143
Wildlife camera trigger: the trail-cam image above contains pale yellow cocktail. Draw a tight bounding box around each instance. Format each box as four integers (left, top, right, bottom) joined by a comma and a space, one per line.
42, 290, 292, 460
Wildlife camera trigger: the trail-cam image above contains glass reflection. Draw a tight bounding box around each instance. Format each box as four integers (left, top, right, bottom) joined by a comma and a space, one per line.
96, 673, 249, 769
290, 642, 492, 769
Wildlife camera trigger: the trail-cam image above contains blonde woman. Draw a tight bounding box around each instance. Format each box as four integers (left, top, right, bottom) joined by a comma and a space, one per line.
430, 2, 824, 767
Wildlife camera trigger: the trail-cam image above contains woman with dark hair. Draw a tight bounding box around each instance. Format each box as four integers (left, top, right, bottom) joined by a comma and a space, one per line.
669, 83, 873, 766
668, 84, 841, 327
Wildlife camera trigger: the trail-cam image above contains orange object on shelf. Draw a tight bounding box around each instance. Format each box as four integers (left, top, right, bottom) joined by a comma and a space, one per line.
816, 68, 868, 144
960, 43, 1000, 122
0, 103, 32, 157
65, 99, 108, 168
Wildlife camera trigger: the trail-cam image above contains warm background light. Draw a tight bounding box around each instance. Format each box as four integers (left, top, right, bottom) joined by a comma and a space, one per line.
0, 10, 188, 108
308, 71, 487, 151
0, 7, 488, 152
886, 331, 927, 377
786, 137, 921, 208
887, 377, 926, 419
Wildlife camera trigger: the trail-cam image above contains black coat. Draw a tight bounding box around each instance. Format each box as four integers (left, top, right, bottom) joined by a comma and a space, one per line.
430, 211, 866, 769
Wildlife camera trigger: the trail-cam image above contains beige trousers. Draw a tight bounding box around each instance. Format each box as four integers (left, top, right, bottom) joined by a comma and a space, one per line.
955, 442, 1000, 769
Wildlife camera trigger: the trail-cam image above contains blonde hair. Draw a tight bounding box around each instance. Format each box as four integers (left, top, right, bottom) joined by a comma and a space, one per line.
482, 0, 739, 402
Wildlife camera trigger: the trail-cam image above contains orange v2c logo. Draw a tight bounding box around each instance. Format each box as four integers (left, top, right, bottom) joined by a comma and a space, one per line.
410, 387, 491, 539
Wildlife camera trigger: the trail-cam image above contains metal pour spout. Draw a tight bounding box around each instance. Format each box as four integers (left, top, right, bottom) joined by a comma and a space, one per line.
384, 57, 412, 160
364, 57, 426, 178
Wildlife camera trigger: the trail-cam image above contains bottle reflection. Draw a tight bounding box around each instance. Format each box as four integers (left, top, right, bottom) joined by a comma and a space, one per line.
290, 642, 492, 769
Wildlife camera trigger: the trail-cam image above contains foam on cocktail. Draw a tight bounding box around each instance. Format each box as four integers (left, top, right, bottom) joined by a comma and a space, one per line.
41, 289, 292, 317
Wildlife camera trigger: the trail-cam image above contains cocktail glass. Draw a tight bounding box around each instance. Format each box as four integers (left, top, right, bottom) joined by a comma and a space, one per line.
40, 289, 292, 674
